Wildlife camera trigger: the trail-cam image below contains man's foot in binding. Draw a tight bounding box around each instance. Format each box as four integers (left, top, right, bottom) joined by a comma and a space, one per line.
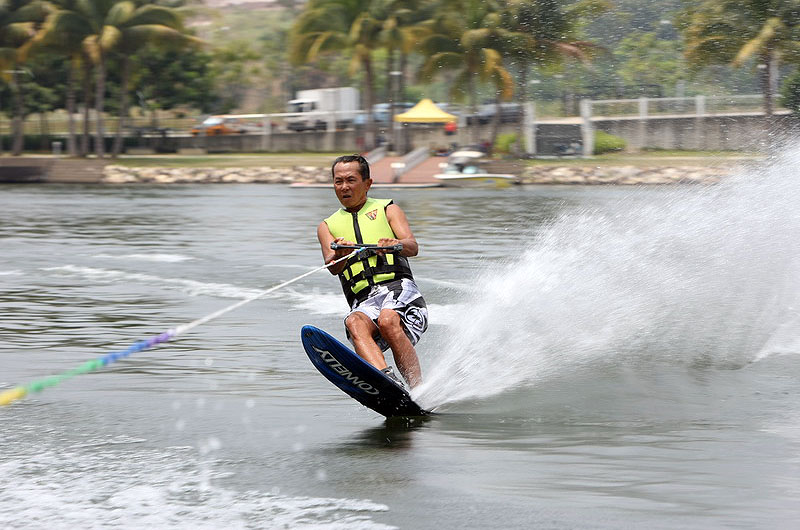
382, 366, 406, 389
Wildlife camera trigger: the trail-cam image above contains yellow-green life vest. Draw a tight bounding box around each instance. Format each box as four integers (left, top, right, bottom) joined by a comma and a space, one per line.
324, 197, 414, 306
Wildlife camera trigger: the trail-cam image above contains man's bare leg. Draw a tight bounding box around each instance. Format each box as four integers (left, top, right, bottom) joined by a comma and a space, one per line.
345, 311, 387, 369
377, 308, 422, 387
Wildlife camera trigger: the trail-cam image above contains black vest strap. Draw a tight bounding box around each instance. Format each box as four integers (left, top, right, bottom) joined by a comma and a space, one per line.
339, 254, 415, 306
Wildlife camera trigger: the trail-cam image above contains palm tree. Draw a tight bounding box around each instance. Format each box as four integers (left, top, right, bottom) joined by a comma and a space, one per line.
109, 5, 196, 156
289, 0, 383, 149
501, 0, 603, 155
32, 0, 87, 156
39, 0, 190, 158
0, 0, 48, 155
375, 1, 431, 96
418, 0, 514, 144
684, 0, 800, 115
372, 0, 432, 148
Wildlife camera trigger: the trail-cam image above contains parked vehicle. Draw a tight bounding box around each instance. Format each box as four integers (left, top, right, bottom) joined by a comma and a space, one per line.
286, 87, 360, 131
190, 116, 259, 136
354, 102, 416, 125
435, 103, 462, 118
465, 102, 523, 125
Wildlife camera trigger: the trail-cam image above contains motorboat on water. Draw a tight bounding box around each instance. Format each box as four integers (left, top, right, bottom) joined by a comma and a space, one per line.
433, 149, 518, 188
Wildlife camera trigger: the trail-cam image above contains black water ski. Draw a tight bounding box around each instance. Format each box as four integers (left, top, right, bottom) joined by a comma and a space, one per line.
301, 325, 429, 417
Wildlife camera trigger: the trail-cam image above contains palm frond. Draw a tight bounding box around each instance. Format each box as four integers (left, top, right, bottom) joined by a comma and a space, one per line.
98, 24, 121, 52
124, 6, 183, 30
733, 17, 782, 66
419, 50, 462, 79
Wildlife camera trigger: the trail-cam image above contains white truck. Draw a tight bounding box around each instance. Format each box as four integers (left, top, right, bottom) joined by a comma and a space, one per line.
285, 87, 360, 132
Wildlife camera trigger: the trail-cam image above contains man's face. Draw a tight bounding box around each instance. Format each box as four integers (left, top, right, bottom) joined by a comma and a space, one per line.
333, 161, 371, 210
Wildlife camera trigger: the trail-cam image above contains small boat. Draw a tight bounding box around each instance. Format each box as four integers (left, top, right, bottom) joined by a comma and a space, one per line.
433, 149, 518, 188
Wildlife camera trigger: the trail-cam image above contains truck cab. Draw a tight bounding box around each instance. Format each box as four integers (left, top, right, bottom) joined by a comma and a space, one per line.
286, 99, 327, 131
287, 99, 317, 113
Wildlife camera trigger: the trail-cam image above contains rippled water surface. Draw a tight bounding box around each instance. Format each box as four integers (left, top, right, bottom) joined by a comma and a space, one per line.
2, 157, 800, 528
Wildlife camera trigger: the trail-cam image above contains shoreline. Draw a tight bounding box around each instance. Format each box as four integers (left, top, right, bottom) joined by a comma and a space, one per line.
102, 164, 732, 186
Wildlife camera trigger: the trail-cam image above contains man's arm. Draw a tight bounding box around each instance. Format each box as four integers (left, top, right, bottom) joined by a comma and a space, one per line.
317, 221, 353, 275
382, 204, 418, 257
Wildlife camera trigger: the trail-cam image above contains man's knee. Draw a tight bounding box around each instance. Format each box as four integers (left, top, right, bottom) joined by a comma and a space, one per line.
376, 309, 404, 338
346, 312, 374, 338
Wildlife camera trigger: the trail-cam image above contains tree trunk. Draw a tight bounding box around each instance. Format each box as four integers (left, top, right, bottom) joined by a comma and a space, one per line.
11, 70, 24, 156
762, 50, 774, 116
39, 112, 49, 151
81, 58, 92, 157
768, 49, 779, 116
385, 48, 393, 103
515, 62, 528, 157
66, 59, 78, 157
363, 54, 376, 150
95, 53, 106, 158
489, 97, 501, 153
397, 51, 408, 152
386, 49, 397, 152
112, 57, 131, 157
468, 77, 479, 145
399, 52, 407, 105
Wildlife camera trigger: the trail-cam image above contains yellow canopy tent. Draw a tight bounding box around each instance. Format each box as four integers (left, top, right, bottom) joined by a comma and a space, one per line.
393, 98, 457, 123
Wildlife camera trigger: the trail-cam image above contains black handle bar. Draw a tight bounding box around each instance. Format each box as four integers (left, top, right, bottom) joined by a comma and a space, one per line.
331, 242, 403, 253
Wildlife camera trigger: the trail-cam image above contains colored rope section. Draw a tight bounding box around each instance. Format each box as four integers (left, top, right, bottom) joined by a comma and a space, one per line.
0, 250, 357, 407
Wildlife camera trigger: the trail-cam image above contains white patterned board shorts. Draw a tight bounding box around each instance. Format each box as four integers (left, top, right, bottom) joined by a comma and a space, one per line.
345, 278, 428, 352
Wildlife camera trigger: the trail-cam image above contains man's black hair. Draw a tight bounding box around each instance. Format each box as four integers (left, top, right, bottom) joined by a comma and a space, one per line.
331, 154, 370, 181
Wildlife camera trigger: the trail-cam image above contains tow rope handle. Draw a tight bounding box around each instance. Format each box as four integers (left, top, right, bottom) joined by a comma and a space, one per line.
330, 242, 403, 258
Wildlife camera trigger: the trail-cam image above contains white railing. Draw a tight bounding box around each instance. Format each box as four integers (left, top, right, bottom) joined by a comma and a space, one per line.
397, 147, 429, 175
364, 145, 387, 164
578, 94, 790, 156
383, 146, 429, 182
586, 94, 785, 120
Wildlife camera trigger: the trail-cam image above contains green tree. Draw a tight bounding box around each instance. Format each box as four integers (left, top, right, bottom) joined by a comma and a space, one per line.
20, 51, 65, 149
40, 0, 190, 158
372, 0, 431, 121
586, 0, 682, 47
501, 0, 605, 154
209, 40, 261, 113
616, 31, 686, 89
135, 45, 219, 118
108, 4, 196, 156
419, 0, 514, 144
0, 50, 64, 151
683, 0, 800, 115
780, 67, 800, 114
0, 0, 48, 155
289, 0, 383, 147
31, 21, 83, 155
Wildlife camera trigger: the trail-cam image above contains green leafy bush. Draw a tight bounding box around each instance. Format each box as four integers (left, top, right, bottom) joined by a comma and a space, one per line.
594, 130, 626, 154
781, 69, 800, 116
494, 132, 523, 155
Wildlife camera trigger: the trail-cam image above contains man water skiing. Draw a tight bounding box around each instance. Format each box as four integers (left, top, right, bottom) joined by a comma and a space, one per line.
317, 154, 427, 388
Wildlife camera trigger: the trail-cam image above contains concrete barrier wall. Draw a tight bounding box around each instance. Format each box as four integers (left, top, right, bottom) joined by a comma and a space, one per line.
30, 113, 791, 157
594, 113, 800, 152
176, 114, 797, 155
0, 158, 105, 183
174, 130, 360, 153
157, 123, 522, 154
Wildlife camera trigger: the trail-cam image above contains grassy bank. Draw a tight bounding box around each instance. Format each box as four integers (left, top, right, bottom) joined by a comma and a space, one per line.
525, 150, 764, 167
111, 150, 764, 169
114, 153, 340, 168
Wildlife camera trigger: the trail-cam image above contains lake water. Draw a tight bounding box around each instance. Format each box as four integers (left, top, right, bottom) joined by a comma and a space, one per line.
2, 151, 800, 529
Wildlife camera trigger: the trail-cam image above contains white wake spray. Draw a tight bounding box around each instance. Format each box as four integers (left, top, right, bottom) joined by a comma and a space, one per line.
416, 144, 800, 408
